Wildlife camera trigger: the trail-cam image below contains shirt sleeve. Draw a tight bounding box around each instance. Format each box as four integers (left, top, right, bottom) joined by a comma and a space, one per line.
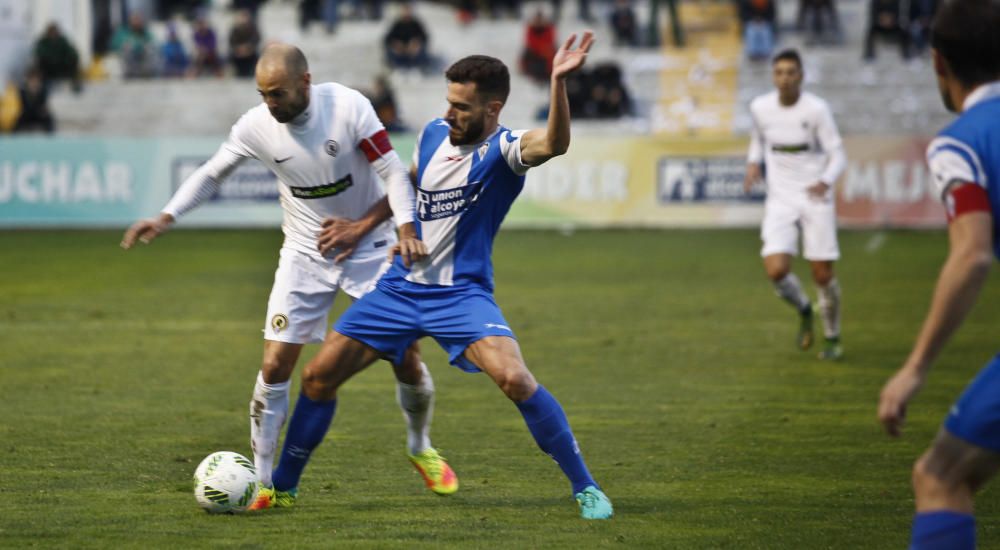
500, 129, 530, 176
162, 119, 253, 219
747, 107, 764, 165
926, 136, 987, 200
352, 92, 415, 226
816, 102, 846, 185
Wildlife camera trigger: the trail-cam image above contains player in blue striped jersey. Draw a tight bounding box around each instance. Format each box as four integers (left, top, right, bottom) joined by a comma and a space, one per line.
270, 32, 613, 519
878, 0, 1000, 547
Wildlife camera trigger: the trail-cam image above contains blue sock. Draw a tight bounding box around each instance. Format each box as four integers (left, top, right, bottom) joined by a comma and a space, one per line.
515, 385, 597, 495
271, 393, 337, 492
911, 511, 975, 550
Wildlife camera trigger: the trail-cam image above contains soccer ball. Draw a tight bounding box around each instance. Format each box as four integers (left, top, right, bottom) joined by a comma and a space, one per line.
193, 451, 258, 514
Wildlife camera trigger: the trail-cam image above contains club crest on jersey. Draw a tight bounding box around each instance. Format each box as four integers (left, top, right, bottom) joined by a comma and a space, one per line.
416, 181, 483, 221
477, 142, 490, 160
271, 314, 289, 333
325, 140, 339, 157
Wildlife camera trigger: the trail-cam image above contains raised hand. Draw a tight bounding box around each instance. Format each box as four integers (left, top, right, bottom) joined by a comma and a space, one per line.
551, 31, 595, 80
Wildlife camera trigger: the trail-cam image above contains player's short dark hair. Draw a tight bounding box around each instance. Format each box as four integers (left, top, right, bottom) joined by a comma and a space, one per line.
771, 49, 802, 70
931, 0, 1000, 87
445, 55, 510, 104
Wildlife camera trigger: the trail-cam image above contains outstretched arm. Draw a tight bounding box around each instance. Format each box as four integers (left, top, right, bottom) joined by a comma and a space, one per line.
519, 31, 595, 167
121, 144, 244, 249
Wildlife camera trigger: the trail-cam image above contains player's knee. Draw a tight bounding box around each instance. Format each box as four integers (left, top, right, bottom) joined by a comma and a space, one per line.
765, 263, 789, 281
496, 369, 537, 402
812, 266, 834, 286
912, 455, 956, 501
261, 354, 296, 384
301, 362, 339, 400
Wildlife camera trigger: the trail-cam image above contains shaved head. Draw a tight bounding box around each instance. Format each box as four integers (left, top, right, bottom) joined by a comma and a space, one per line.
257, 43, 309, 80
255, 43, 311, 123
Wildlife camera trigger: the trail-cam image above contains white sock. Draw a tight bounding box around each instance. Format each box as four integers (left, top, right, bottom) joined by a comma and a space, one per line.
249, 371, 291, 487
817, 278, 841, 339
396, 362, 434, 456
773, 273, 811, 313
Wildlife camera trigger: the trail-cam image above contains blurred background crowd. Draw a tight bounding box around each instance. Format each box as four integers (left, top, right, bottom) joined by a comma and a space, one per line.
0, 0, 944, 138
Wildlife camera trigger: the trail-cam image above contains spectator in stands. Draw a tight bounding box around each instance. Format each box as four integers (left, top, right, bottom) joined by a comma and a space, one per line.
383, 4, 430, 72
160, 24, 189, 77
229, 9, 261, 78
189, 15, 223, 77
489, 0, 522, 19
907, 0, 936, 56
232, 0, 265, 19
14, 69, 54, 134
797, 0, 842, 45
456, 0, 478, 25
34, 22, 81, 92
740, 0, 777, 61
609, 0, 639, 47
366, 74, 407, 132
112, 12, 158, 78
588, 63, 631, 118
299, 0, 341, 33
520, 9, 557, 85
863, 0, 911, 61
349, 0, 384, 20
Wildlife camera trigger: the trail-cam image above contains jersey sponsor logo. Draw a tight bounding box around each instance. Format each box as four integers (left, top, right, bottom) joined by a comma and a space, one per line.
325, 140, 340, 157
658, 156, 764, 203
274, 156, 293, 164
288, 174, 353, 199
416, 181, 483, 221
771, 143, 811, 153
270, 313, 289, 333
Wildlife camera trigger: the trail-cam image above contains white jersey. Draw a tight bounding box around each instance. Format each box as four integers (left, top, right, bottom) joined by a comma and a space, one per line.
747, 91, 846, 204
164, 83, 401, 258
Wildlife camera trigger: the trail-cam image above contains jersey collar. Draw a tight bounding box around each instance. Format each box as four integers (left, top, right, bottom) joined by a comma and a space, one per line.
963, 80, 1000, 111
288, 86, 316, 131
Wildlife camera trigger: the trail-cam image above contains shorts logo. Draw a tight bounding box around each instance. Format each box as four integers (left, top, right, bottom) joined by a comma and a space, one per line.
289, 174, 353, 199
417, 181, 484, 221
271, 314, 289, 333
325, 140, 340, 157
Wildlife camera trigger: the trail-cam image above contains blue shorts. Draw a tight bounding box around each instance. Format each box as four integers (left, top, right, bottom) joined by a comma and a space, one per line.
334, 279, 516, 372
944, 352, 1000, 452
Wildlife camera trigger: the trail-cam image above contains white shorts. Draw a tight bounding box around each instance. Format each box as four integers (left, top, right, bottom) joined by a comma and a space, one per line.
760, 198, 840, 261
263, 247, 391, 344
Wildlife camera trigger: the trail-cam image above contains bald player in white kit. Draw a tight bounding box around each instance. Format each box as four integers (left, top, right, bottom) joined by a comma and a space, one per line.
121, 43, 457, 509
744, 48, 847, 360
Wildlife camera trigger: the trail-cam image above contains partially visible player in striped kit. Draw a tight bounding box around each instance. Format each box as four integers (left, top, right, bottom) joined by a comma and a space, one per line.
744, 48, 847, 360
879, 0, 1000, 547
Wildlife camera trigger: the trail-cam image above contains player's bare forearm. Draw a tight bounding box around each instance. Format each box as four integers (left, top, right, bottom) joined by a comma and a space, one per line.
520, 31, 594, 167
904, 212, 993, 374
356, 196, 393, 234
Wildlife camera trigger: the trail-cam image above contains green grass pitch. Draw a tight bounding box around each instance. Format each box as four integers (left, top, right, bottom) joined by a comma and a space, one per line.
1, 228, 999, 548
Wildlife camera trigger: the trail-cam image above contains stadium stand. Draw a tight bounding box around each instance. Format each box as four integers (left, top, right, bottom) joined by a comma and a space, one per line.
30, 0, 953, 138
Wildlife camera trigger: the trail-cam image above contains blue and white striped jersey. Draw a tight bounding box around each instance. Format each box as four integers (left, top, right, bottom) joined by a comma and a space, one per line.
380, 119, 529, 292
926, 81, 1000, 259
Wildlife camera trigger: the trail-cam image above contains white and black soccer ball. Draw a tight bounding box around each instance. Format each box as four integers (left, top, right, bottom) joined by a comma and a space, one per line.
193, 451, 258, 514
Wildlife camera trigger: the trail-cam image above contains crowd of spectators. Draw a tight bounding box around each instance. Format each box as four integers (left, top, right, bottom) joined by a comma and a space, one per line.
737, 0, 937, 62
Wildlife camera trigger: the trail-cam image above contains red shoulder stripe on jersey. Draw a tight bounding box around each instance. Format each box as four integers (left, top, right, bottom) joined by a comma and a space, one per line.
945, 182, 991, 222
359, 129, 394, 162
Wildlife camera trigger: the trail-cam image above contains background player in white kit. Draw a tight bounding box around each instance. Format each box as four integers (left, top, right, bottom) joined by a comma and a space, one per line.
743, 49, 847, 360
120, 43, 457, 509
